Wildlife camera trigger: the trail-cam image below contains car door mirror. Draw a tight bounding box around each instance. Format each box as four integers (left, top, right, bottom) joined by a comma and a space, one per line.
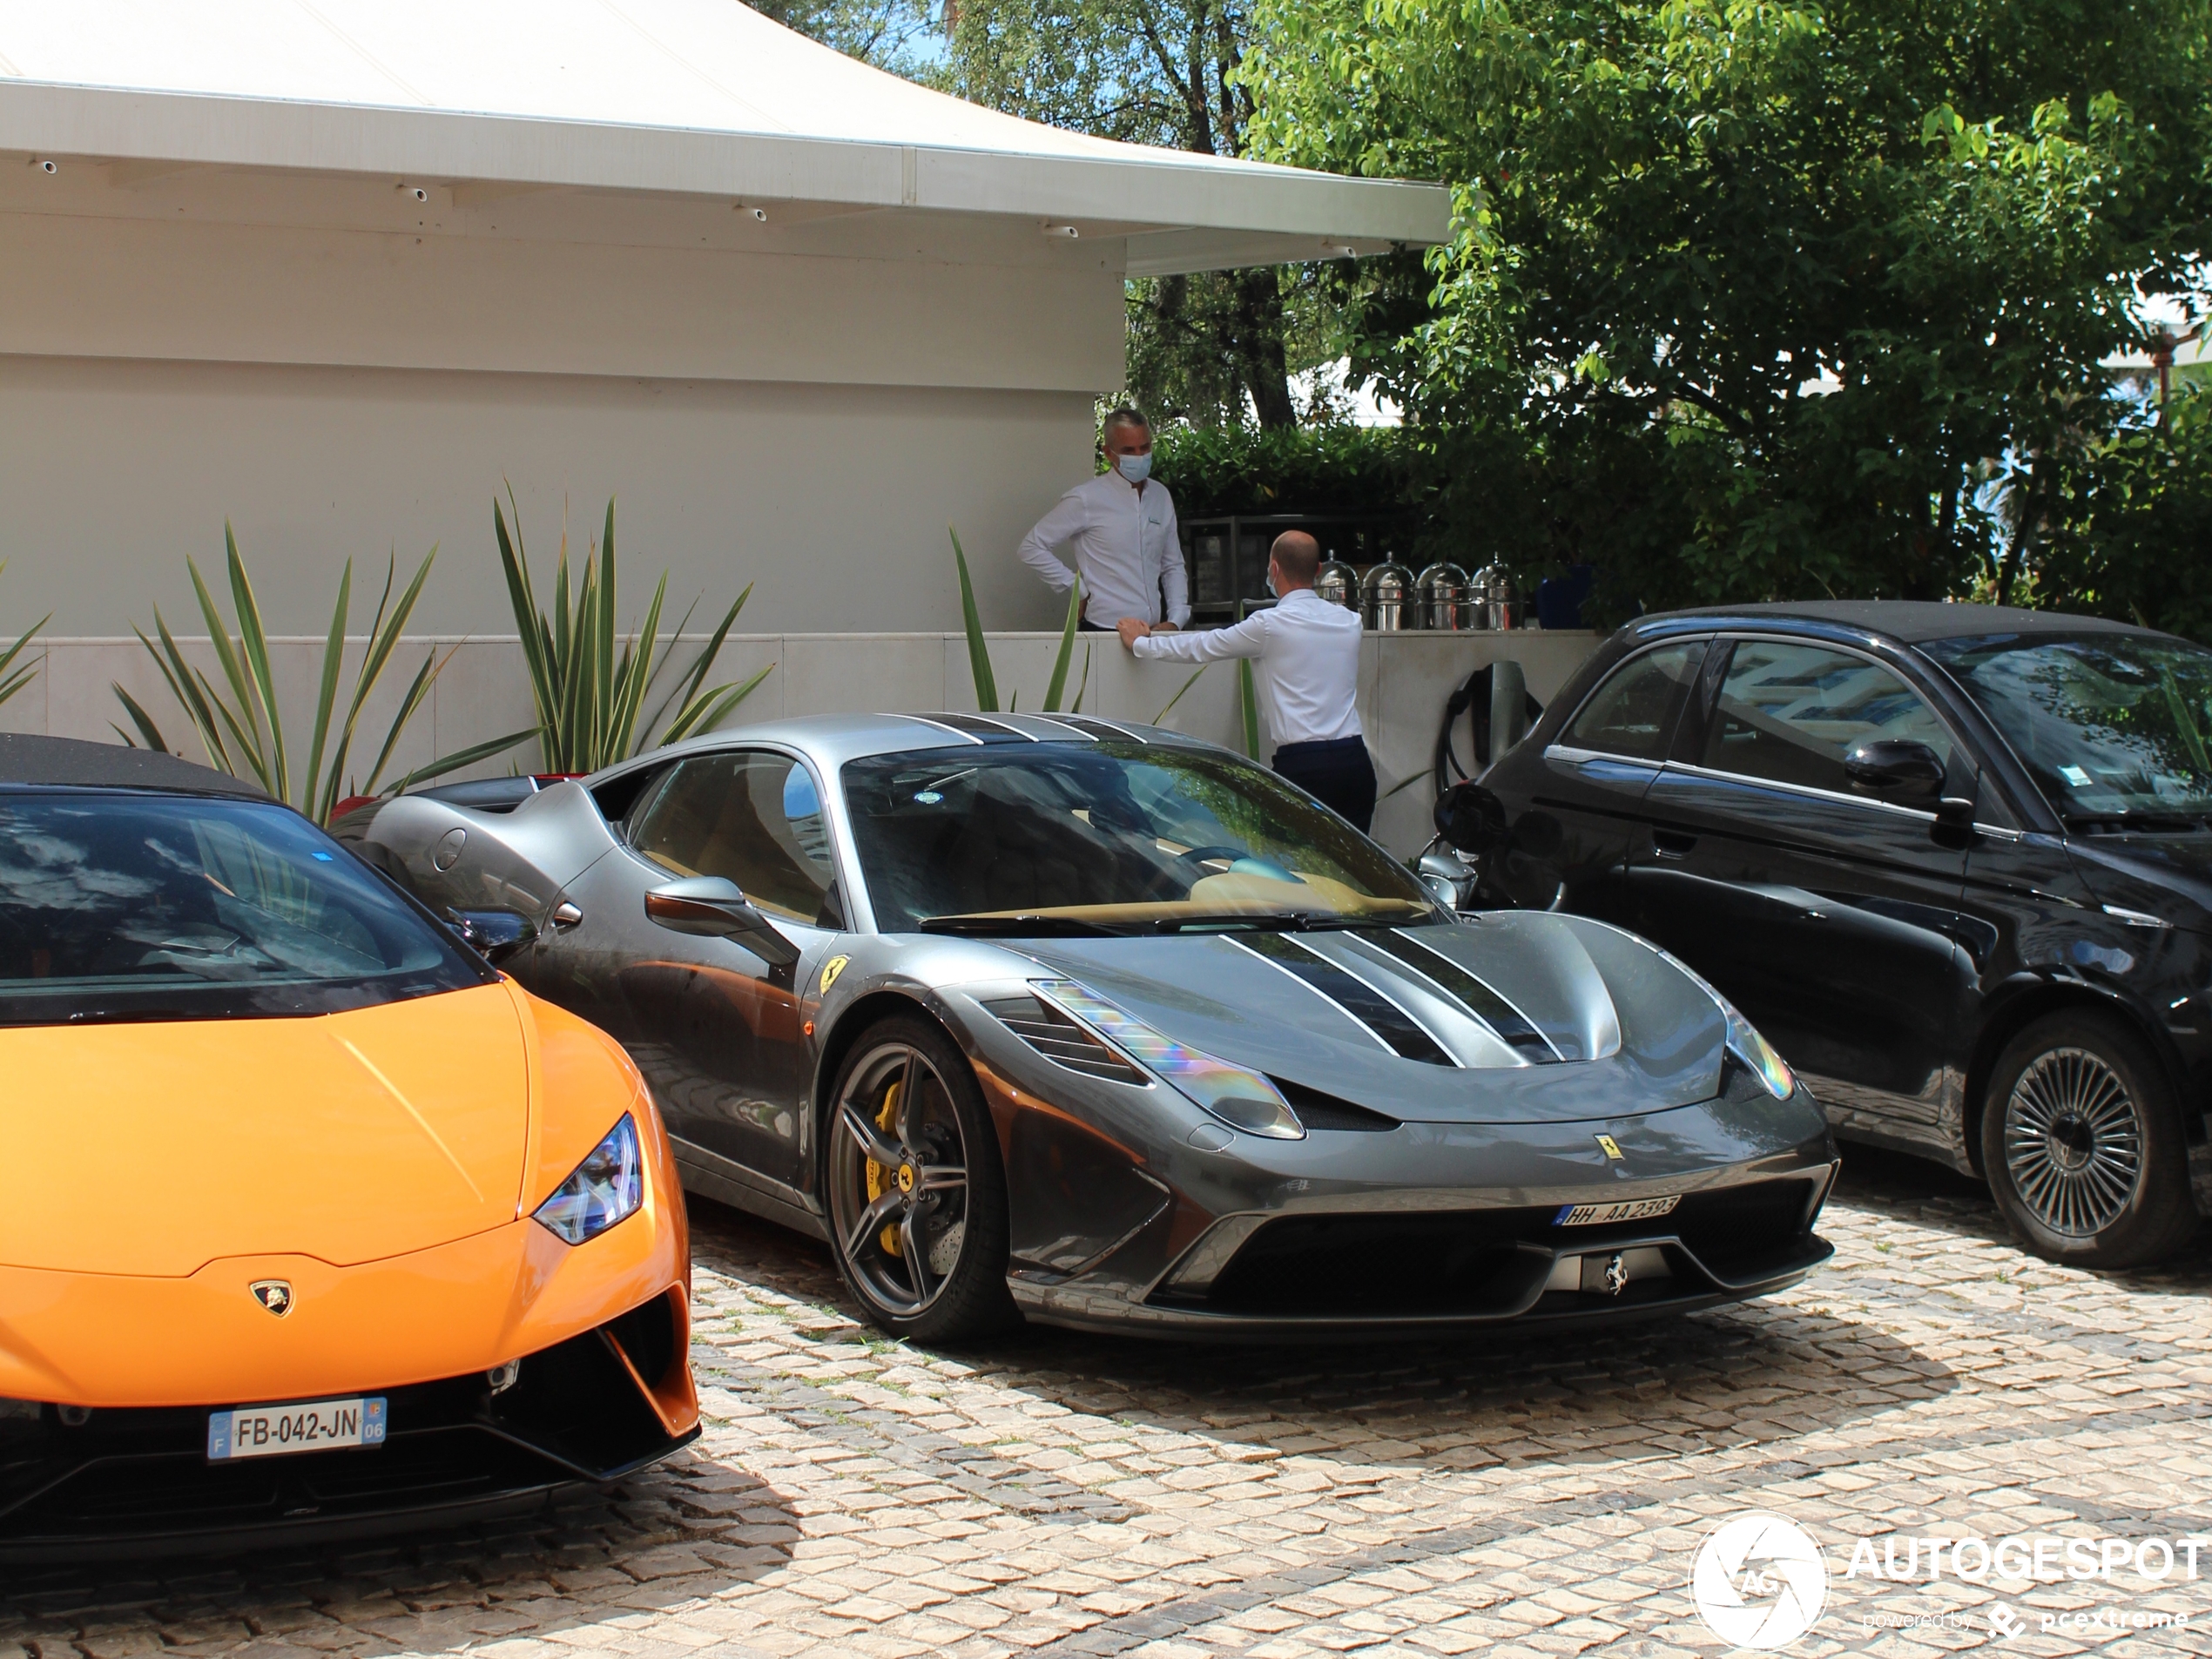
644, 876, 803, 965
1843, 738, 1946, 808
448, 907, 536, 964
1435, 782, 1510, 854
1416, 847, 1474, 911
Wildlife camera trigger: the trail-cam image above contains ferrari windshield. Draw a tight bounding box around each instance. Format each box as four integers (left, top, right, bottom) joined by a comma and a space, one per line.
840, 742, 1439, 934
0, 791, 491, 1024
1925, 632, 2212, 825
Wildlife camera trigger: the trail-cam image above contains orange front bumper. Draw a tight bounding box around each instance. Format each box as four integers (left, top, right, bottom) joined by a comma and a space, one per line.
0, 1202, 695, 1431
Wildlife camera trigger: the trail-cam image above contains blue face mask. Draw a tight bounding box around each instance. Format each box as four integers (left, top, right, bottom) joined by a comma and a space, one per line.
1265, 568, 1278, 597
1114, 451, 1152, 484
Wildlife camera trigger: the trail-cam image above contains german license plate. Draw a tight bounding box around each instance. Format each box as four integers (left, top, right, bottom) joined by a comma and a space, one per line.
1554, 1196, 1680, 1227
208, 1396, 386, 1460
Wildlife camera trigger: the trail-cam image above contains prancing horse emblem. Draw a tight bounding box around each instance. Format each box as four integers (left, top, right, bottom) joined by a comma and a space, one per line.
250, 1279, 293, 1317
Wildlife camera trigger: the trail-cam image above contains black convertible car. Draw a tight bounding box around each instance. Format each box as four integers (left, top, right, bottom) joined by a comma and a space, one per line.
1463, 600, 2212, 1266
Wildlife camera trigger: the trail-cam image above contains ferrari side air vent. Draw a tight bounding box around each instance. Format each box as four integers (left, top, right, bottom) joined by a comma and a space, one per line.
1268, 1077, 1399, 1131
980, 995, 1148, 1084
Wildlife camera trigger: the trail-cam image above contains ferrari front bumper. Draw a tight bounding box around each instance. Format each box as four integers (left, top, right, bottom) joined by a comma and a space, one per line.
995, 1080, 1841, 1341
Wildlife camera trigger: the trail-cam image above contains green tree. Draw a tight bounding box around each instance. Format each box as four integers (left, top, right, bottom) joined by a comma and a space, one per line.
1242, 0, 2212, 619
752, 0, 938, 69
2038, 383, 2212, 637
936, 0, 1313, 425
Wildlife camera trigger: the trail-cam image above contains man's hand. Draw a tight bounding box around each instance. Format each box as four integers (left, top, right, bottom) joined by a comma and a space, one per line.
1116, 618, 1151, 651
1153, 621, 1180, 632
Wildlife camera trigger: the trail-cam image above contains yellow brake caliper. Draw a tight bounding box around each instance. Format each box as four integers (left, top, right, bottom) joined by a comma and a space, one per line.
864, 1080, 903, 1257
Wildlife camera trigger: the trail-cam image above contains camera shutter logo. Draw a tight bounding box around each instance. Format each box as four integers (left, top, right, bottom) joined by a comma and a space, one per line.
1691, 1512, 1828, 1649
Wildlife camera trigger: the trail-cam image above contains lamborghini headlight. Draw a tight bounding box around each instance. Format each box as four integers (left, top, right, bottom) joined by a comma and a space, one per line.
534, 1115, 644, 1244
1032, 979, 1305, 1139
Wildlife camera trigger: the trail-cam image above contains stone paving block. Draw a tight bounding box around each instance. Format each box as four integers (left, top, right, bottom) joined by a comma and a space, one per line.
6, 1174, 2210, 1659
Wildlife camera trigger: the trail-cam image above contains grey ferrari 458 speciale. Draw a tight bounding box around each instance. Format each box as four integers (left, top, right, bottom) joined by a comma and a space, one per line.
337, 711, 1837, 1341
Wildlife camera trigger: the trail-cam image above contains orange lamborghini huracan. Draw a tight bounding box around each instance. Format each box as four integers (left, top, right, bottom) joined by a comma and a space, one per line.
0, 737, 698, 1555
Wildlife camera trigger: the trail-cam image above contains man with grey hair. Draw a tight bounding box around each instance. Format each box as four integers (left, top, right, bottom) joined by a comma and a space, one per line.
1017, 407, 1189, 632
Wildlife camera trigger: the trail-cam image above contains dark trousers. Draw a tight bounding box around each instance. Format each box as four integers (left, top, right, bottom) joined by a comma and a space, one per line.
1077, 618, 1114, 632
1273, 736, 1377, 833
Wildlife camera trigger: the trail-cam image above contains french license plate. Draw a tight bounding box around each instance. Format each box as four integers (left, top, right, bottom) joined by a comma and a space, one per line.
1554, 1196, 1680, 1227
208, 1396, 386, 1461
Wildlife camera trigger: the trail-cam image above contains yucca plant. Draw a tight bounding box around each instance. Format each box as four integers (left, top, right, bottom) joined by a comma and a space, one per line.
497, 491, 770, 772
1152, 665, 1206, 725
1237, 659, 1263, 759
0, 563, 50, 709
112, 526, 529, 823
950, 527, 1085, 713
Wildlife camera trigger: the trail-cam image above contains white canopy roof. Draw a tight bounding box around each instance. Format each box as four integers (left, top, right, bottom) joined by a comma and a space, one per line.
0, 0, 1449, 273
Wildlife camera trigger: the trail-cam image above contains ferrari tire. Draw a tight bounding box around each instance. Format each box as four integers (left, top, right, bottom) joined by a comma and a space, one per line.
1979, 1009, 2197, 1269
822, 1015, 1020, 1342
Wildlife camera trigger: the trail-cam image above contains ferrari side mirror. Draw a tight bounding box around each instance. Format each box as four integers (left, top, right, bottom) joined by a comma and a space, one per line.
1435, 782, 1509, 855
448, 907, 536, 964
1416, 848, 1473, 912
645, 875, 803, 966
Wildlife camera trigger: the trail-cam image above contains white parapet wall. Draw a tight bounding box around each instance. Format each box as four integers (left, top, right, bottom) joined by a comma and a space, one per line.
7, 629, 1601, 858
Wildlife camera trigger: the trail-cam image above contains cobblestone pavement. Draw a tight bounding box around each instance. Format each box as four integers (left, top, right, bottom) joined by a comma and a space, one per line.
6, 1150, 2211, 1659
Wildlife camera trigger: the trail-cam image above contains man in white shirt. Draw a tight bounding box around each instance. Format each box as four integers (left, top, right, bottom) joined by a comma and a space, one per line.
1116, 531, 1376, 832
1017, 408, 1189, 633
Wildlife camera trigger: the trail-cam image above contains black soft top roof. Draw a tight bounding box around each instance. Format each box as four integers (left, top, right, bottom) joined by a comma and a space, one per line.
1649, 599, 2152, 646
0, 734, 269, 797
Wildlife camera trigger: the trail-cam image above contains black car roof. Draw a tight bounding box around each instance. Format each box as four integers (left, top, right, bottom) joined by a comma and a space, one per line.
1639, 599, 2154, 647
0, 733, 269, 797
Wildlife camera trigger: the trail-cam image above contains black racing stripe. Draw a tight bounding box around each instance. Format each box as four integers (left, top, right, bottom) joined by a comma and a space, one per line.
1235, 934, 1454, 1066
919, 712, 1034, 742
1054, 715, 1148, 744
1361, 928, 1561, 1064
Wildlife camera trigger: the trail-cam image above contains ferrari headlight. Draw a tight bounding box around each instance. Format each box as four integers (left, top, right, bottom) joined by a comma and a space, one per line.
1720, 1002, 1797, 1101
1032, 980, 1305, 1139
1653, 954, 1796, 1101
534, 1115, 644, 1244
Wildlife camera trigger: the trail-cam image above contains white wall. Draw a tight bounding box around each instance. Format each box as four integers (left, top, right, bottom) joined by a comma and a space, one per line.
3, 629, 1600, 857
0, 161, 1125, 639
0, 354, 1100, 638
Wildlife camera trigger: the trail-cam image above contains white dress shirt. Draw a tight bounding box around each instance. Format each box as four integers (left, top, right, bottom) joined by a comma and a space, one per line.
1132, 588, 1365, 751
1017, 472, 1190, 627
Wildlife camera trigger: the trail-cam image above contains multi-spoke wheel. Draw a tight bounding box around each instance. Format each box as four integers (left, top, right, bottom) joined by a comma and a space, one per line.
823, 1016, 1018, 1340
1980, 1011, 2196, 1269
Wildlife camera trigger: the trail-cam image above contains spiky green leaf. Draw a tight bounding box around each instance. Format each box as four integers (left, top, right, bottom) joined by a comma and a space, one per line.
950, 526, 998, 712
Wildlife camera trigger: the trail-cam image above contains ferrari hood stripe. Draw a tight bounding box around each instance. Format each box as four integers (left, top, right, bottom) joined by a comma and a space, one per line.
1227, 935, 1457, 1066
1364, 929, 1563, 1064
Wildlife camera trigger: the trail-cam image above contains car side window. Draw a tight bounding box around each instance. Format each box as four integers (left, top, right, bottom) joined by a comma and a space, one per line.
629, 751, 837, 925
1703, 640, 1953, 793
1563, 643, 1705, 761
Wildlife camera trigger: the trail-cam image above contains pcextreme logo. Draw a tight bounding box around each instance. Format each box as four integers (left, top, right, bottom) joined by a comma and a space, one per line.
1691, 1513, 1830, 1650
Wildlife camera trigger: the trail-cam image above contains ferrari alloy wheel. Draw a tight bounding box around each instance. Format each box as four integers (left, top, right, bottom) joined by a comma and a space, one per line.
1980, 1011, 2197, 1269
824, 1016, 1017, 1341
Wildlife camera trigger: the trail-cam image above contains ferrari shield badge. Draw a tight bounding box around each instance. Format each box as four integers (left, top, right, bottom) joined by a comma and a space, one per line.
819, 955, 849, 995
1594, 1134, 1623, 1160
249, 1279, 294, 1318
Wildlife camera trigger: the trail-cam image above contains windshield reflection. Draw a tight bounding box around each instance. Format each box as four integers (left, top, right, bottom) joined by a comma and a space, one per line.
1925, 632, 2212, 825
840, 743, 1438, 934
